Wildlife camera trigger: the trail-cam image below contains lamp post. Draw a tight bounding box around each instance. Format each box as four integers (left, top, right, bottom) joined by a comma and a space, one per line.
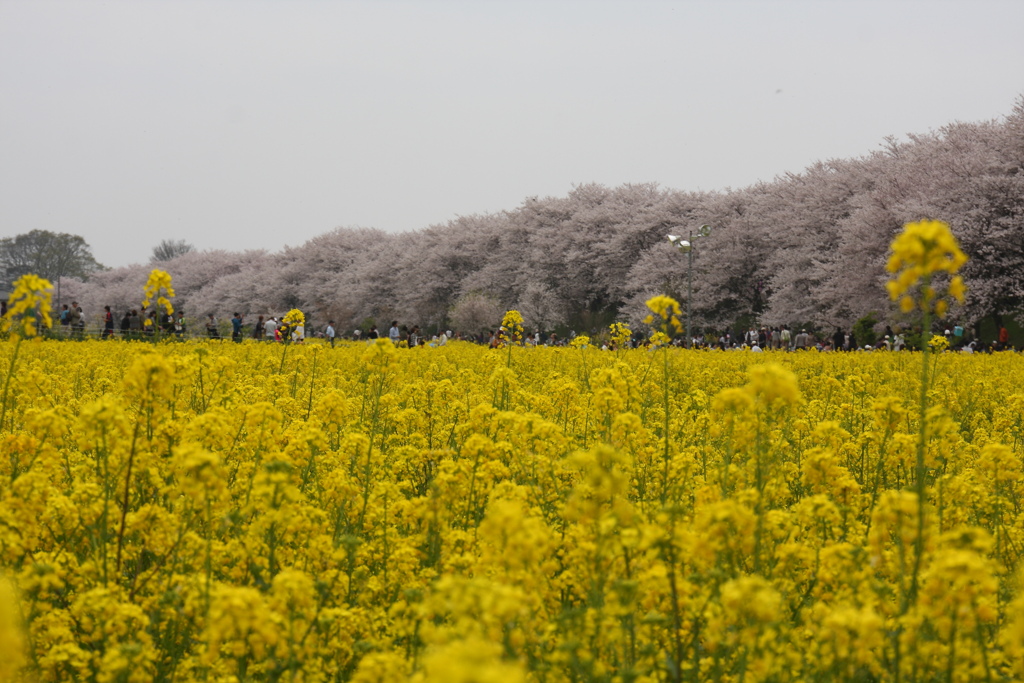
667, 225, 711, 348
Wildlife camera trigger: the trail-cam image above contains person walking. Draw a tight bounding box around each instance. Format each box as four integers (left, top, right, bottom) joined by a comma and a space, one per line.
129, 310, 142, 338
326, 321, 336, 348
206, 314, 219, 339
72, 304, 85, 338
103, 306, 115, 339
68, 302, 82, 338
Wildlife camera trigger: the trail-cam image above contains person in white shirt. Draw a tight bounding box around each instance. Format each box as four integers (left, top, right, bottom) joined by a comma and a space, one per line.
794, 329, 810, 349
326, 321, 336, 347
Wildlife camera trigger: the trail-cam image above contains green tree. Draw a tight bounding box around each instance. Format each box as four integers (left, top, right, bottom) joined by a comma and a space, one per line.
852, 311, 879, 348
0, 230, 104, 300
151, 239, 195, 262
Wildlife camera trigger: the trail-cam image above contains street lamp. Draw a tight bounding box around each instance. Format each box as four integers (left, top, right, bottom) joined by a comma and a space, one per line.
667, 224, 711, 348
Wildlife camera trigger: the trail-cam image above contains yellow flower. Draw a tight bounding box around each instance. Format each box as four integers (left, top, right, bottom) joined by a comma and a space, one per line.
648, 330, 671, 348
141, 268, 175, 315
203, 584, 280, 665
947, 275, 965, 303
645, 294, 684, 337
362, 336, 397, 367
351, 651, 410, 683
413, 635, 527, 683
2, 273, 53, 337
283, 308, 305, 326
500, 310, 523, 343
3, 324, 1024, 680
746, 363, 801, 408
608, 321, 632, 347
172, 443, 227, 506
569, 335, 590, 349
886, 219, 967, 317
0, 575, 28, 681
720, 575, 782, 624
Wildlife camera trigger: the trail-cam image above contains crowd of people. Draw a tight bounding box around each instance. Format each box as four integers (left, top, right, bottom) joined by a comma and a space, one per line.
53, 303, 187, 340
682, 323, 1019, 354
19, 302, 1020, 353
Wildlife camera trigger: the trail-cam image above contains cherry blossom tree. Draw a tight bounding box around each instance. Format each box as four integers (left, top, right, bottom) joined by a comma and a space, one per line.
62, 97, 1023, 335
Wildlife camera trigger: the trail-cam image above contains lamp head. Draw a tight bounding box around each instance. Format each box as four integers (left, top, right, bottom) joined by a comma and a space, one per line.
667, 234, 692, 252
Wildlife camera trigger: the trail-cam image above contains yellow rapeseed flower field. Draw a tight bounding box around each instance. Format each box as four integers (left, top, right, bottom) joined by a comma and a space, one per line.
1, 332, 1023, 683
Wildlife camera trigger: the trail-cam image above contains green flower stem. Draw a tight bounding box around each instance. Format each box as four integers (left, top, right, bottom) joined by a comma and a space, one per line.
0, 336, 24, 434
908, 279, 932, 607
662, 344, 671, 502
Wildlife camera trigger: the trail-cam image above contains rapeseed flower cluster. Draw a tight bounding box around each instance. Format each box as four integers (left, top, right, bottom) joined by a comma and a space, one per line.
1, 291, 1023, 681
644, 294, 683, 335
141, 269, 175, 316
499, 309, 524, 344
1, 273, 53, 338
569, 334, 590, 349
886, 218, 967, 317
608, 321, 632, 348
282, 308, 305, 327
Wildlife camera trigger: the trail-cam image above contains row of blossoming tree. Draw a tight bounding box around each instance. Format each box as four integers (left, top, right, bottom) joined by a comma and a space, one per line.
61, 98, 1024, 337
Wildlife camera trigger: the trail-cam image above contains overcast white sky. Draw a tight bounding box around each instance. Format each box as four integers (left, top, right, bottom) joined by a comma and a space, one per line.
1, 0, 1022, 268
